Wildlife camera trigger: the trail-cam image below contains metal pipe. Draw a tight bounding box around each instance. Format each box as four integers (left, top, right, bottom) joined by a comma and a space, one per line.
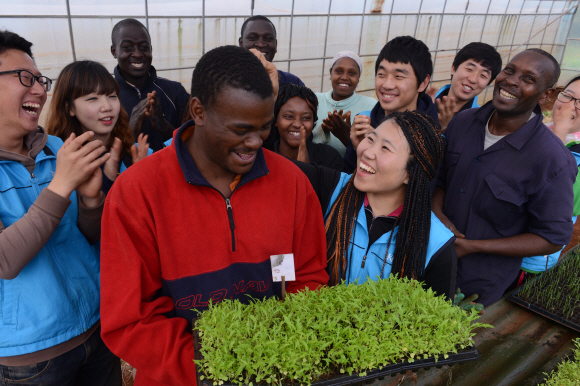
477, 0, 493, 43
558, 2, 580, 65
149, 42, 566, 74
507, 0, 526, 61
538, 1, 555, 47
0, 12, 564, 19
433, 0, 449, 52
320, 0, 334, 92
483, 0, 512, 106
454, 0, 469, 51
547, 2, 563, 62
357, 0, 368, 56
145, 0, 149, 30
288, 0, 295, 73
65, 0, 76, 61
384, 0, 396, 43
413, 0, 425, 38
503, 2, 578, 58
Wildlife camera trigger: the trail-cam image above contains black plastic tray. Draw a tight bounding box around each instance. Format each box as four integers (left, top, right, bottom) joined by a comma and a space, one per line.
507, 245, 580, 333
509, 291, 580, 333
193, 330, 480, 386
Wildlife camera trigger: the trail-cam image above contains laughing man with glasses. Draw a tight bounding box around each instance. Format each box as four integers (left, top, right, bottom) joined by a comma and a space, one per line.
0, 30, 122, 385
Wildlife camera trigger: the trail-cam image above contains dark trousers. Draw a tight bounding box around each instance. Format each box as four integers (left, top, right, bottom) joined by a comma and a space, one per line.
0, 327, 122, 386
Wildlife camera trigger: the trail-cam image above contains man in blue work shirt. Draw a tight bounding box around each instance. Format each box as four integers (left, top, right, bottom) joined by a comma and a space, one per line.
238, 15, 305, 87
433, 49, 577, 306
111, 18, 190, 151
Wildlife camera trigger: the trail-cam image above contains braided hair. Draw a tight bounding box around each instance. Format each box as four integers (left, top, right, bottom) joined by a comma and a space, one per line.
326, 111, 445, 285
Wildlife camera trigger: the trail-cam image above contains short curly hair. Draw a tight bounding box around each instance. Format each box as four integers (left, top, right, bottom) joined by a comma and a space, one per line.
190, 45, 273, 108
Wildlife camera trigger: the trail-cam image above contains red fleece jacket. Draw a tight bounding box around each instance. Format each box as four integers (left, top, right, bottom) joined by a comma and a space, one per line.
100, 136, 328, 386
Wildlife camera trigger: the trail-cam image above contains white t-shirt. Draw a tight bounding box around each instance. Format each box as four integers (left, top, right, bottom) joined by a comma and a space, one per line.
484, 111, 536, 150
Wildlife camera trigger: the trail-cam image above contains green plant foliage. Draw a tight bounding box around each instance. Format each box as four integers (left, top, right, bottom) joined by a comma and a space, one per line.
516, 250, 580, 322
540, 338, 580, 386
194, 276, 490, 385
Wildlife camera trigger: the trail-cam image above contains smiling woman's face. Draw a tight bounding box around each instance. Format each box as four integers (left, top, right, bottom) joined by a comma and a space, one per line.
330, 57, 360, 100
354, 119, 410, 196
553, 79, 580, 134
276, 96, 314, 149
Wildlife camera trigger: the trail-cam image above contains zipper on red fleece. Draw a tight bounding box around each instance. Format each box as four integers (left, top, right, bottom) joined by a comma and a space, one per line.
225, 198, 236, 252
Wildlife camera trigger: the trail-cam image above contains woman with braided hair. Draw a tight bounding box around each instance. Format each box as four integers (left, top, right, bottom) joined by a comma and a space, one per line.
296, 110, 456, 300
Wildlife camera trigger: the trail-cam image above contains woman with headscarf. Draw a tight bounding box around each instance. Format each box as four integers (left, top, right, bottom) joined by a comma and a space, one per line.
297, 110, 456, 300
312, 51, 377, 156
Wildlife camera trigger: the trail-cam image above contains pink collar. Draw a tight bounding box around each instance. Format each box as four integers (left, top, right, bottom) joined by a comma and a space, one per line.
364, 194, 404, 217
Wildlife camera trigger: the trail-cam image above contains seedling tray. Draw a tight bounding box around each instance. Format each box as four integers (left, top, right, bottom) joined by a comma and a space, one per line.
509, 288, 580, 333
508, 246, 580, 333
193, 329, 480, 386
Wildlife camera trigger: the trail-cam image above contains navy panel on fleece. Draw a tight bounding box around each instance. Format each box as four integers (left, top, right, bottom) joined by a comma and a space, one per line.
159, 259, 282, 322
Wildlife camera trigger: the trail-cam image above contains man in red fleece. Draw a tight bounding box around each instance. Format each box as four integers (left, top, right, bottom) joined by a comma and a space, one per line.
100, 46, 329, 386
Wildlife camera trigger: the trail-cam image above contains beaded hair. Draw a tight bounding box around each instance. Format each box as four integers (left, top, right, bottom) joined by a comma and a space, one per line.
326, 111, 445, 285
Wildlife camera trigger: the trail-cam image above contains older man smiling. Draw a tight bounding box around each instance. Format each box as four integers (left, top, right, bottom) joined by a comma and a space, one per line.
432, 49, 577, 306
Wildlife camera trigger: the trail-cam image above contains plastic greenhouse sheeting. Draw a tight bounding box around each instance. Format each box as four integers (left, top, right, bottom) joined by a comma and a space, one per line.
1, 0, 579, 125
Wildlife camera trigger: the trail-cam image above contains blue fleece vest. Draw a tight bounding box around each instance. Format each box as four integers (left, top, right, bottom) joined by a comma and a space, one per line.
434, 84, 480, 109
0, 136, 100, 356
326, 173, 454, 284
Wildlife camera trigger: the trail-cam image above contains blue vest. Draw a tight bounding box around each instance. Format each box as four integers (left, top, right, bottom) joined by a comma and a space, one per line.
326, 173, 454, 284
0, 136, 100, 356
434, 84, 480, 109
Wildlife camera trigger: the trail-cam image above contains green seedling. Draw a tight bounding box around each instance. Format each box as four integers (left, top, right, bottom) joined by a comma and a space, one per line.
514, 250, 580, 325
540, 338, 580, 386
194, 276, 491, 386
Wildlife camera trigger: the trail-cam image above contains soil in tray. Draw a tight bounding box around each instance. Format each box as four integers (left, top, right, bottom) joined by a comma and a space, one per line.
512, 288, 580, 325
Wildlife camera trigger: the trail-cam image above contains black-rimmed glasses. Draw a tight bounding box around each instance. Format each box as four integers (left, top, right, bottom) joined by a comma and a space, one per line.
557, 91, 580, 110
0, 70, 52, 92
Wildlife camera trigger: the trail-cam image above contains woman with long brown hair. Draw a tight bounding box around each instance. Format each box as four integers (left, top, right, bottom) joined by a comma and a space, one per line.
46, 60, 150, 194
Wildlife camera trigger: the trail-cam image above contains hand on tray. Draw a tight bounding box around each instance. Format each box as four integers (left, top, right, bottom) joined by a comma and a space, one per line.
454, 288, 485, 315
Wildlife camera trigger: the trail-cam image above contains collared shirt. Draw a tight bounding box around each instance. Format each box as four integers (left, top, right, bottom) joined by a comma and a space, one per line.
434, 84, 480, 112
437, 101, 577, 305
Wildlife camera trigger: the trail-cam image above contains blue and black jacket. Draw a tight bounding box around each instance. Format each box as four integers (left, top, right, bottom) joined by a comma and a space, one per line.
0, 136, 100, 356
293, 162, 457, 300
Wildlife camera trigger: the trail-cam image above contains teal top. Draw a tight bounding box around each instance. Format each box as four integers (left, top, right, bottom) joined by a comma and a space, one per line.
313, 90, 377, 156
